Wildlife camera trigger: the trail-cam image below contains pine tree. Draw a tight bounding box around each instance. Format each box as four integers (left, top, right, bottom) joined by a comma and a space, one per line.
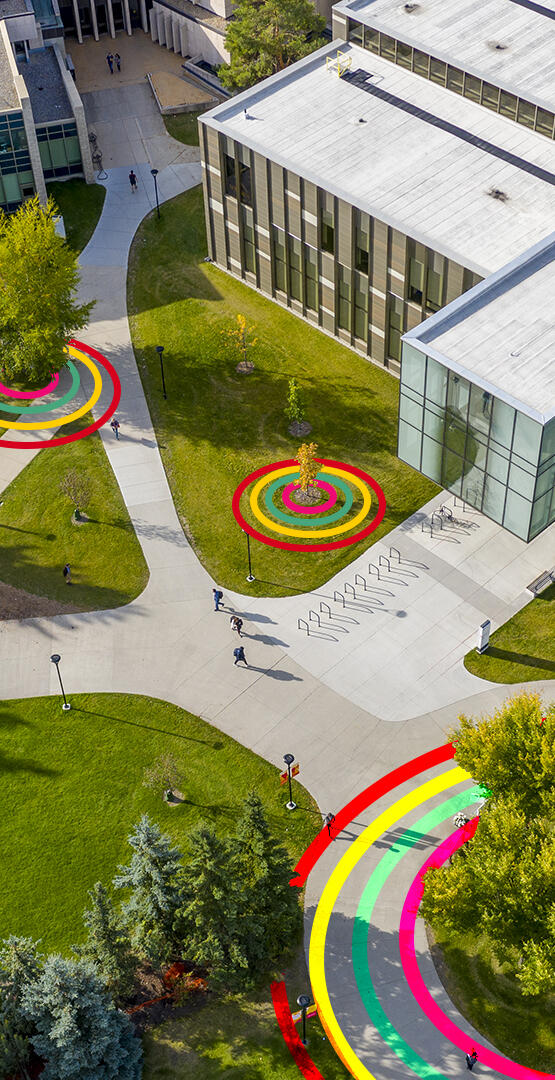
0, 936, 42, 1080
21, 955, 142, 1080
73, 883, 137, 1001
113, 815, 182, 965
174, 826, 249, 989
219, 0, 326, 91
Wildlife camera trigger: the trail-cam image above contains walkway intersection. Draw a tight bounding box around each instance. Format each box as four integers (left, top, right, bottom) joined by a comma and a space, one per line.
0, 161, 553, 1080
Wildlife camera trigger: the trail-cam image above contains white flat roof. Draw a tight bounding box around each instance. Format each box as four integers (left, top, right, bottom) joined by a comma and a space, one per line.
404, 234, 555, 423
202, 42, 555, 277
333, 0, 555, 112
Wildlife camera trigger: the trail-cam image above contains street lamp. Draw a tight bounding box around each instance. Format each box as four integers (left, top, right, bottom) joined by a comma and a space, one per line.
50, 653, 71, 711
242, 528, 255, 583
155, 345, 166, 399
150, 168, 160, 219
283, 752, 296, 811
297, 994, 311, 1046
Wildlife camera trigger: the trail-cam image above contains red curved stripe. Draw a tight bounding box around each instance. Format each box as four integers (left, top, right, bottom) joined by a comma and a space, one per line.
290, 742, 456, 887
271, 981, 325, 1080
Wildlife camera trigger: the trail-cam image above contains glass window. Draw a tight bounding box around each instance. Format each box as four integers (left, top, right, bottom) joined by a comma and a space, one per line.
467, 382, 491, 439
425, 356, 447, 406
464, 74, 481, 102
399, 392, 423, 428
446, 67, 464, 94
413, 50, 429, 76
462, 468, 485, 507
482, 83, 499, 111
530, 488, 555, 538
499, 91, 517, 120
273, 227, 286, 291
512, 411, 541, 464
289, 236, 302, 300
379, 34, 396, 60
320, 208, 334, 254
490, 398, 515, 448
508, 461, 536, 500
401, 343, 426, 394
486, 447, 509, 484
423, 406, 444, 441
354, 305, 367, 340
398, 419, 422, 466
397, 41, 412, 69
482, 474, 506, 523
517, 99, 536, 129
355, 217, 369, 274
364, 26, 379, 52
304, 247, 317, 310
536, 109, 554, 138
38, 140, 52, 170
540, 420, 555, 464
421, 435, 443, 483
441, 449, 463, 494
503, 488, 531, 538
65, 135, 81, 165
534, 463, 555, 500
239, 162, 252, 205
10, 128, 27, 150
387, 297, 403, 361
349, 20, 363, 45
425, 253, 444, 311
408, 257, 424, 303
447, 372, 470, 420
223, 153, 236, 197
430, 58, 446, 85
337, 266, 351, 329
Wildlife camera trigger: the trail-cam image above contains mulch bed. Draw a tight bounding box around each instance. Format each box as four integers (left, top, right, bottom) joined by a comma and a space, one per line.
0, 582, 78, 621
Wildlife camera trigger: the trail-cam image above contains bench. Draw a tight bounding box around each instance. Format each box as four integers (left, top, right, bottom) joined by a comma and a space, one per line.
526, 569, 555, 596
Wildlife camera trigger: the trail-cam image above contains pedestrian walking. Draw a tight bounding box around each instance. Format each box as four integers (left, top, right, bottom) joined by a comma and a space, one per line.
324, 812, 336, 839
110, 417, 121, 439
106, 52, 114, 73
465, 1050, 478, 1071
114, 52, 121, 71
230, 615, 243, 636
233, 646, 248, 666
213, 587, 223, 611
62, 563, 71, 585
128, 169, 137, 193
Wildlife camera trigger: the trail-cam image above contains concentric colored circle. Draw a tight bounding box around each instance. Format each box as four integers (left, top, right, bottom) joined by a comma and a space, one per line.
0, 351, 101, 429
264, 471, 353, 527
0, 340, 120, 449
0, 372, 59, 399
0, 361, 80, 414
232, 458, 386, 552
282, 479, 337, 515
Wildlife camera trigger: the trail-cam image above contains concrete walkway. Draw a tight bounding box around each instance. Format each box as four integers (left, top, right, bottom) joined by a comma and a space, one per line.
0, 164, 553, 1079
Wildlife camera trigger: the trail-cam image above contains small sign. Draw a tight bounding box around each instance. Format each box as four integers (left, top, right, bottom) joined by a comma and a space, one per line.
292, 763, 300, 778
280, 770, 288, 785
476, 619, 491, 654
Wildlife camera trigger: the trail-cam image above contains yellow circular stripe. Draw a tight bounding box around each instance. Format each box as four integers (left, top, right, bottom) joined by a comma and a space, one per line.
0, 348, 102, 429
308, 766, 471, 1080
249, 465, 372, 539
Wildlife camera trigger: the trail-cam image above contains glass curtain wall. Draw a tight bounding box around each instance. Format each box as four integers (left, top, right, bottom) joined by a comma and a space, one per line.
398, 343, 552, 541
36, 121, 82, 179
0, 111, 34, 211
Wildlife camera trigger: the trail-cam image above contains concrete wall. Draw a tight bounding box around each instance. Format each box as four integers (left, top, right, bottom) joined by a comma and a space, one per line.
53, 43, 94, 183
150, 2, 228, 63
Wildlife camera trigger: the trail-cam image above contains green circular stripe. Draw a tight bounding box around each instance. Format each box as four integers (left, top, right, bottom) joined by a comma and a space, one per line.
0, 361, 80, 415
264, 470, 354, 527
351, 786, 482, 1080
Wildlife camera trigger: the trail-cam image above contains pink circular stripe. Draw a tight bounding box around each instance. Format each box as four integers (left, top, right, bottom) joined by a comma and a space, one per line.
282, 480, 337, 514
0, 372, 59, 399
399, 818, 553, 1080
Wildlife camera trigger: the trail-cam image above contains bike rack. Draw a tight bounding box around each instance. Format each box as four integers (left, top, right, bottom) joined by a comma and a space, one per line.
389, 546, 401, 563
421, 518, 433, 536
309, 610, 321, 627
431, 511, 444, 530
319, 601, 332, 618
297, 618, 309, 634
333, 590, 346, 607
354, 574, 367, 590
378, 554, 391, 571
368, 562, 381, 580
344, 582, 356, 598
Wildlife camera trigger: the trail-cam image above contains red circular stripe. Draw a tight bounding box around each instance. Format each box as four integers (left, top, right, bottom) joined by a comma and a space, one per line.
232, 458, 387, 552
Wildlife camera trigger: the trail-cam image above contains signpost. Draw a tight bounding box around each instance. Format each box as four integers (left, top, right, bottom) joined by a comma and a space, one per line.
476, 619, 491, 654
282, 753, 299, 810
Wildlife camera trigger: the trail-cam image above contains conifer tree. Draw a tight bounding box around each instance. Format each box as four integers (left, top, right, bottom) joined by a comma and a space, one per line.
174, 826, 249, 989
113, 815, 182, 964
73, 883, 137, 1001
21, 955, 142, 1080
0, 936, 42, 1080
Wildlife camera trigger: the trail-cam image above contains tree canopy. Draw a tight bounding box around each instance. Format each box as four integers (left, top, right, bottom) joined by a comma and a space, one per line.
114, 814, 183, 965
0, 196, 92, 384
219, 0, 326, 91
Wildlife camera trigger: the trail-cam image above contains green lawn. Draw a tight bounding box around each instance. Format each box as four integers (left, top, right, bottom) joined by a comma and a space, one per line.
47, 178, 106, 253
143, 946, 349, 1080
464, 583, 555, 682
0, 694, 320, 953
429, 926, 555, 1072
0, 416, 148, 613
127, 186, 438, 597
163, 111, 203, 146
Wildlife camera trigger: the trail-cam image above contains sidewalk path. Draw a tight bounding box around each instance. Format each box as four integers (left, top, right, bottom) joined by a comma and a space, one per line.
0, 165, 553, 1080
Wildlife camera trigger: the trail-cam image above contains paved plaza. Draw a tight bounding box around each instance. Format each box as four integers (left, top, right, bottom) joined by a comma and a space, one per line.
0, 161, 553, 1080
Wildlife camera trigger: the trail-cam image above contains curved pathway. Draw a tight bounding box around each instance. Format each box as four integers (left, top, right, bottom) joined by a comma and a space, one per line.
0, 165, 553, 1080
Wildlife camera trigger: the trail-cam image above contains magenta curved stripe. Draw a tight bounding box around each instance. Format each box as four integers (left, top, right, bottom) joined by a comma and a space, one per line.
282, 480, 337, 514
0, 372, 59, 399
399, 819, 554, 1080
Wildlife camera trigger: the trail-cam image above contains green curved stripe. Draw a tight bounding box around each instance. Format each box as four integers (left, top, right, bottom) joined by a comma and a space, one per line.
352, 786, 481, 1080
0, 362, 80, 414
264, 470, 354, 526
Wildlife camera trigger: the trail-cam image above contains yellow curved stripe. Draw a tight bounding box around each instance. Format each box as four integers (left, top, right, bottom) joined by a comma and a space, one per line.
308, 766, 470, 1080
0, 348, 102, 430
250, 465, 372, 539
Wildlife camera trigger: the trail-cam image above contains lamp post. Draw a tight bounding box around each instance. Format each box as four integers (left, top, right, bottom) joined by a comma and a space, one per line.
242, 528, 255, 582
297, 995, 311, 1046
50, 653, 71, 711
155, 345, 166, 399
283, 752, 296, 810
150, 168, 160, 219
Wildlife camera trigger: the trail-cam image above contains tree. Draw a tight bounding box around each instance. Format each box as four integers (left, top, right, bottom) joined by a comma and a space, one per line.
0, 196, 92, 384
113, 815, 182, 964
143, 754, 183, 801
0, 936, 42, 1080
173, 826, 249, 990
21, 955, 142, 1080
73, 883, 137, 1001
60, 468, 92, 520
296, 441, 319, 493
285, 378, 305, 425
222, 313, 257, 369
220, 0, 326, 91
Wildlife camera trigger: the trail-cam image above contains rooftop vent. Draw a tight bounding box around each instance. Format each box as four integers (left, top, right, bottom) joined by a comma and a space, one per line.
487, 40, 508, 49
488, 187, 509, 201
352, 116, 368, 124
403, 2, 420, 10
